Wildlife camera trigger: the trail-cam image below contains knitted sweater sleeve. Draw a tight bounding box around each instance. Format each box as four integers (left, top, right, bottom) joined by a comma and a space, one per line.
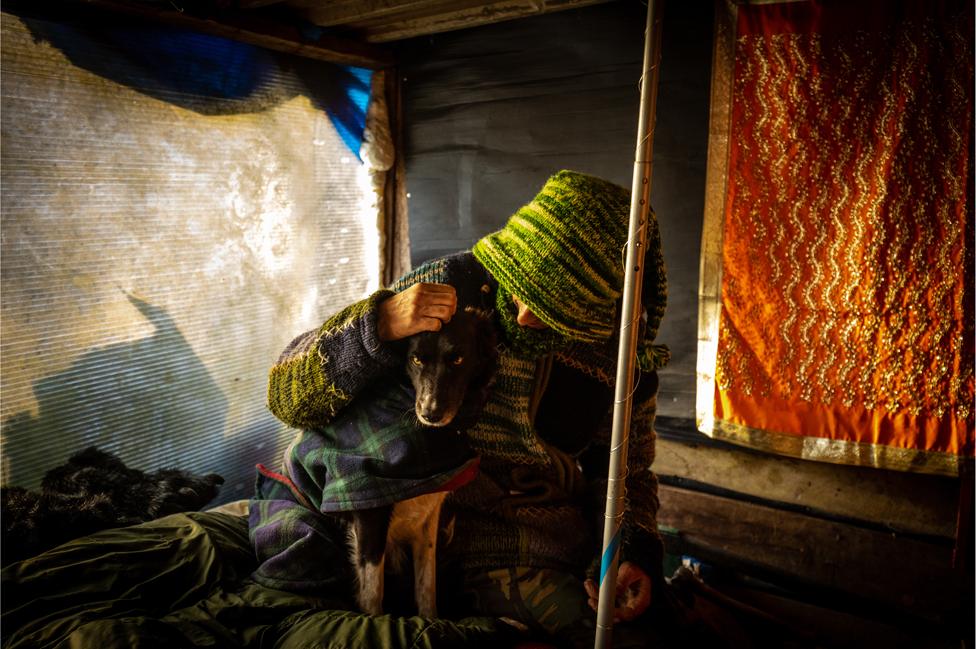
267, 256, 465, 429
266, 254, 476, 431
266, 289, 402, 429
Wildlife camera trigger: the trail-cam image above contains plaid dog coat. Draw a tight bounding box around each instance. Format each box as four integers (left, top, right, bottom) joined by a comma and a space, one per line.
248, 374, 479, 596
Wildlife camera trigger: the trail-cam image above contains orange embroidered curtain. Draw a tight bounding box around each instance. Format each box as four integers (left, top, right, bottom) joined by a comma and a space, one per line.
698, 0, 974, 475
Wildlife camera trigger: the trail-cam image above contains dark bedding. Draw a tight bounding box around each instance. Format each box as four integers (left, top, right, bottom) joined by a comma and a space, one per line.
1, 512, 509, 649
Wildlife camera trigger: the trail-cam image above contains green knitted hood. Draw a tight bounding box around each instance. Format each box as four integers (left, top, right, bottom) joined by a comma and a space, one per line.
473, 170, 631, 343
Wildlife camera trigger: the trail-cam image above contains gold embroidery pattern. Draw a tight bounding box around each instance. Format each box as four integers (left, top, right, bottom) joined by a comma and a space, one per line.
717, 16, 973, 429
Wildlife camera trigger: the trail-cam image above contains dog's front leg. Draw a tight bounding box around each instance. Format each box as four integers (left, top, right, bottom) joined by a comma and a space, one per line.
349, 506, 392, 615
412, 493, 447, 618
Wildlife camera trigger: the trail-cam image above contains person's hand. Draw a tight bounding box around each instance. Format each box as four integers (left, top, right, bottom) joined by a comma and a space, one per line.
583, 561, 652, 623
377, 283, 457, 341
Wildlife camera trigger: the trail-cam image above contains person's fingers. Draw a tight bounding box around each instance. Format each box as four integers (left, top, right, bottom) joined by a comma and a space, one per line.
615, 601, 643, 622
406, 285, 457, 324
416, 282, 456, 296
583, 578, 599, 612
418, 303, 455, 321
418, 316, 443, 332
612, 563, 652, 621
413, 282, 457, 305
378, 283, 457, 341
585, 573, 648, 623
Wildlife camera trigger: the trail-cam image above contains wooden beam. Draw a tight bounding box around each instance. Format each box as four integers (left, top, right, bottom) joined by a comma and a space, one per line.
301, 0, 451, 28
655, 437, 960, 538
356, 0, 611, 42
60, 0, 395, 68
657, 484, 964, 623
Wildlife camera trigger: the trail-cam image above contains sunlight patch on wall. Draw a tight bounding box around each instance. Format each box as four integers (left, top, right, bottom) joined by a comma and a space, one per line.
0, 13, 379, 501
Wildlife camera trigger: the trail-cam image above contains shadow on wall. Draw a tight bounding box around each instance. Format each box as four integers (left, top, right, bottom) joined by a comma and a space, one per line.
17, 12, 372, 157
1, 293, 228, 489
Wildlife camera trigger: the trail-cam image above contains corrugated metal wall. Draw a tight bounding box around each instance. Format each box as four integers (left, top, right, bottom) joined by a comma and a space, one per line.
0, 11, 379, 504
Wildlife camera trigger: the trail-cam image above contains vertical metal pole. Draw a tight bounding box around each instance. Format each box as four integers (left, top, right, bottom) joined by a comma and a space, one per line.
594, 1, 663, 647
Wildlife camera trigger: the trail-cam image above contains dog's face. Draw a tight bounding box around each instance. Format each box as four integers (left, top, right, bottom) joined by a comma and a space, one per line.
405, 307, 496, 428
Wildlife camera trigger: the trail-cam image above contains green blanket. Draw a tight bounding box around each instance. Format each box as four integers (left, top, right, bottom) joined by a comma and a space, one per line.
1, 512, 511, 649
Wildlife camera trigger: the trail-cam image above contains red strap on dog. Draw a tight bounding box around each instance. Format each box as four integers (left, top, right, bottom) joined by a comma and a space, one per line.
256, 463, 315, 511
433, 457, 480, 493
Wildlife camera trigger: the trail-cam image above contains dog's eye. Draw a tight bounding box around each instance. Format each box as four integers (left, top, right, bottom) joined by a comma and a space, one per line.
410, 355, 423, 366
452, 355, 464, 366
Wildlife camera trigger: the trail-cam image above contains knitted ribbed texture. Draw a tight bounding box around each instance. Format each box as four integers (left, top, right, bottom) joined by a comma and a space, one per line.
266, 289, 400, 429
473, 170, 630, 343
466, 353, 553, 469
263, 250, 665, 578
444, 351, 595, 573
391, 256, 606, 571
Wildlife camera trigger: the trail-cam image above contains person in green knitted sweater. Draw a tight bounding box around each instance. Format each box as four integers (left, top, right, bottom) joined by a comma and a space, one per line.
258, 170, 671, 646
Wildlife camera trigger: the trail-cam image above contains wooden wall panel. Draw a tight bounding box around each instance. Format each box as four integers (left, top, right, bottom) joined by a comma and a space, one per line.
658, 484, 964, 624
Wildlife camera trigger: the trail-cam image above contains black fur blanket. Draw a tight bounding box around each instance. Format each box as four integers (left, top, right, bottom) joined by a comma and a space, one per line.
1, 446, 223, 565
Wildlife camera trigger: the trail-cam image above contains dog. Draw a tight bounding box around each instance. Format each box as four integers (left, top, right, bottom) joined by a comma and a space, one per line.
345, 305, 496, 617
1, 447, 224, 565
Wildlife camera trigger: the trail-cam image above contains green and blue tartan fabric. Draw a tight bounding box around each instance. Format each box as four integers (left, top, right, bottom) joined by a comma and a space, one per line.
269, 375, 479, 513
249, 374, 479, 594
259, 248, 667, 581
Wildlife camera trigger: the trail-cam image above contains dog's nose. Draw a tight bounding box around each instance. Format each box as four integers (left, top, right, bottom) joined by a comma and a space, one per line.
419, 406, 444, 422
416, 400, 454, 427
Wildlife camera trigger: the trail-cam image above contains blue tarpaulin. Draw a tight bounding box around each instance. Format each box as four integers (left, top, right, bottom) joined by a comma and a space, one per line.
25, 20, 374, 159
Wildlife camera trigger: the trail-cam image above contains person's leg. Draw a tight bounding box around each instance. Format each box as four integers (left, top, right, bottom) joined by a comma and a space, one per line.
453, 567, 594, 647
2, 512, 255, 649
449, 566, 701, 648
